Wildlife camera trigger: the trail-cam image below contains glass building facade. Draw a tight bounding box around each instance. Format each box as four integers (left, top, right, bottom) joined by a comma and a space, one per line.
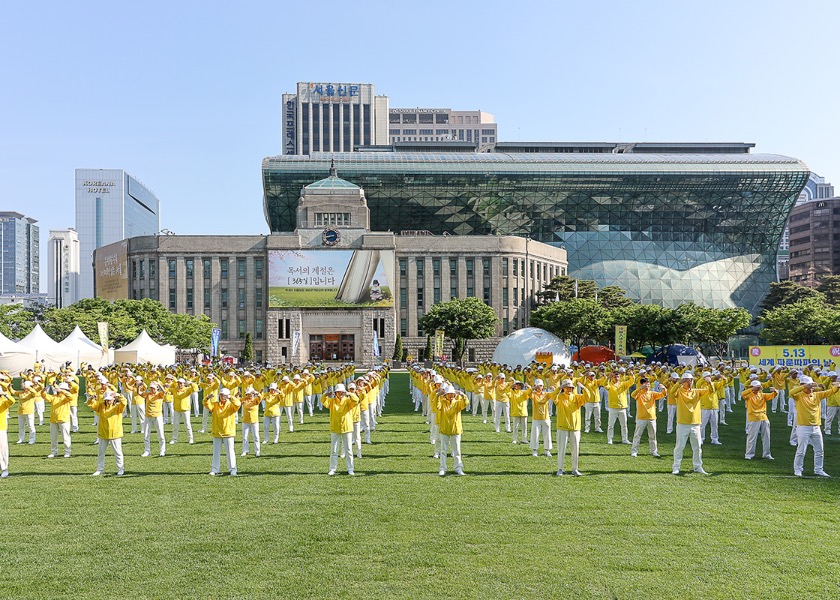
0, 212, 39, 294
263, 152, 809, 314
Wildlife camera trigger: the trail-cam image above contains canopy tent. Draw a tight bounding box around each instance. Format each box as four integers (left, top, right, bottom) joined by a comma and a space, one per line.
113, 330, 176, 365
574, 345, 617, 364
0, 330, 36, 375
14, 324, 68, 370
56, 325, 113, 370
491, 327, 571, 368
646, 344, 709, 367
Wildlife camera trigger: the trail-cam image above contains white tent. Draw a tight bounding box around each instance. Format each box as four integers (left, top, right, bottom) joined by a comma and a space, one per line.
15, 324, 67, 370
56, 326, 113, 370
0, 330, 36, 375
113, 330, 176, 365
491, 327, 571, 368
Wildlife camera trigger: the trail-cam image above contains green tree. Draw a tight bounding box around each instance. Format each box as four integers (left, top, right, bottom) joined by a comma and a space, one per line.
596, 285, 634, 309
817, 275, 840, 306
694, 306, 752, 356
759, 280, 824, 316
536, 276, 597, 305
392, 333, 403, 361
242, 332, 254, 363
423, 335, 433, 361
531, 298, 611, 350
759, 297, 832, 344
419, 297, 498, 363
164, 313, 214, 350
0, 304, 37, 340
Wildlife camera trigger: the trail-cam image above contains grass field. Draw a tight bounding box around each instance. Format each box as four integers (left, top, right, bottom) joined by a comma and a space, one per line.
1, 372, 839, 599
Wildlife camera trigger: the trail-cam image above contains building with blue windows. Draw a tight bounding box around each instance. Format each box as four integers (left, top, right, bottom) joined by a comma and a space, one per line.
0, 212, 39, 295
263, 146, 809, 314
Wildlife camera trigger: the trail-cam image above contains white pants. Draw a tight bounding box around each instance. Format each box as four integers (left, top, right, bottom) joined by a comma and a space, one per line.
330, 432, 354, 473
171, 410, 194, 443
34, 401, 45, 424
130, 403, 146, 432
281, 406, 294, 432
584, 402, 601, 431
263, 416, 280, 442
202, 406, 211, 431
295, 402, 304, 423
673, 424, 703, 472
772, 389, 785, 412
472, 394, 482, 416
556, 429, 580, 472
701, 409, 719, 443
494, 401, 511, 432
351, 421, 362, 456
0, 430, 7, 472
512, 416, 528, 443
607, 408, 628, 442
666, 405, 676, 433
97, 438, 124, 473
50, 422, 71, 455
794, 425, 824, 474
360, 409, 372, 443
314, 393, 323, 410
69, 406, 79, 431
530, 419, 552, 452
631, 419, 658, 455
789, 403, 798, 443
163, 402, 173, 424
143, 415, 166, 455
439, 433, 462, 473
745, 420, 771, 459
825, 406, 840, 434
212, 436, 236, 474
242, 422, 260, 456
191, 392, 201, 417
305, 394, 314, 415
17, 414, 36, 443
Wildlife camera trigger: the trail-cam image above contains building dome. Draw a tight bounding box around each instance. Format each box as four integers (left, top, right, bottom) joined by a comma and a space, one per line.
491, 327, 571, 368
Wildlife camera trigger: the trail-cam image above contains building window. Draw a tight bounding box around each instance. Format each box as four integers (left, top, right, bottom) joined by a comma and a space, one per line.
168, 259, 176, 279
256, 288, 263, 309
239, 319, 246, 339
449, 258, 458, 298
221, 288, 228, 308
204, 289, 211, 310
514, 287, 519, 306
239, 288, 246, 309
238, 258, 246, 278
503, 318, 509, 336
417, 287, 424, 308
433, 258, 441, 305
502, 258, 508, 277
400, 318, 407, 337
221, 319, 228, 339
256, 319, 264, 340
139, 259, 145, 280
278, 318, 291, 339
399, 258, 407, 278
513, 259, 518, 277
186, 288, 194, 310
185, 259, 194, 279
399, 287, 407, 307
149, 260, 156, 280
221, 260, 228, 279
169, 288, 176, 310
203, 259, 211, 279
255, 258, 263, 279
256, 350, 263, 363
503, 288, 509, 307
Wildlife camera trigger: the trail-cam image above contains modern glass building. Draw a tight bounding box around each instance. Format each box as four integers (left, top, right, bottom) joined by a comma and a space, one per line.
263, 151, 809, 313
75, 169, 161, 299
0, 212, 39, 295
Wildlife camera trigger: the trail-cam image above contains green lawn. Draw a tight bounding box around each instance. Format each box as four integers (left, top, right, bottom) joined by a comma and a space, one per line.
1, 373, 839, 599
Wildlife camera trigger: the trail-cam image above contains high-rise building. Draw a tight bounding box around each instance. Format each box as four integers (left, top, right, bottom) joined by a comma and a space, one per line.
282, 82, 389, 155
0, 212, 39, 295
388, 108, 497, 148
75, 169, 160, 299
47, 229, 80, 308
787, 196, 840, 286
777, 173, 834, 279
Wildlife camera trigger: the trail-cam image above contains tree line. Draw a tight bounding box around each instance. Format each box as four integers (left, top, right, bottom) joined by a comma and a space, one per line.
757, 276, 840, 344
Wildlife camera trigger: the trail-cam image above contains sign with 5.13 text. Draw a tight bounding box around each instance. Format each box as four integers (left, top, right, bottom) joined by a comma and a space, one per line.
748, 345, 840, 369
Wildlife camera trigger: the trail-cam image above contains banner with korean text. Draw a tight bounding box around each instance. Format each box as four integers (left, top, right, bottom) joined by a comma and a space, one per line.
748, 345, 840, 369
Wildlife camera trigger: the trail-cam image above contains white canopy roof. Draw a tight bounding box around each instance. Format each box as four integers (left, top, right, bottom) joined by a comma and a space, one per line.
114, 330, 176, 365
16, 324, 63, 354
0, 330, 36, 375
491, 327, 571, 368
56, 325, 113, 370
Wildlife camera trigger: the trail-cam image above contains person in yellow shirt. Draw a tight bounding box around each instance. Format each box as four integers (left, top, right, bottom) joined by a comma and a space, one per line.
205, 387, 241, 476
792, 376, 839, 477
0, 388, 15, 477
142, 382, 167, 458
199, 372, 221, 433
322, 383, 355, 476
240, 387, 261, 458
603, 371, 634, 445
436, 384, 468, 476
124, 375, 147, 434
672, 372, 714, 475
823, 372, 840, 436
630, 377, 666, 458
277, 375, 296, 433
529, 379, 553, 458
14, 381, 38, 445
742, 379, 777, 460
580, 370, 602, 434
699, 371, 722, 446
43, 382, 73, 459
262, 383, 283, 444
509, 381, 530, 445
87, 390, 127, 476
552, 379, 592, 476
493, 373, 511, 434
665, 372, 680, 433
170, 378, 198, 445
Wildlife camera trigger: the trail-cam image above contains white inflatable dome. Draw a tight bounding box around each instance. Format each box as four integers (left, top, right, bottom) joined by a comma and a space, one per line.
491, 327, 571, 368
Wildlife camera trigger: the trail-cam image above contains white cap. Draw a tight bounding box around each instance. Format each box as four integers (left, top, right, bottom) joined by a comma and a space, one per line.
135, 376, 143, 381
177, 378, 186, 383
749, 374, 758, 380
22, 381, 32, 388
281, 376, 290, 382
244, 371, 251, 376
58, 382, 70, 391
670, 372, 680, 379
801, 376, 815, 385
498, 373, 506, 379
433, 375, 443, 384
245, 386, 256, 395
269, 383, 278, 390
334, 383, 346, 393
303, 369, 309, 374
702, 371, 711, 378
443, 384, 455, 394
749, 380, 762, 387
681, 373, 694, 380
618, 368, 626, 373
293, 374, 301, 380
220, 388, 231, 396
348, 383, 357, 390
534, 379, 544, 387
104, 391, 115, 400
561, 379, 574, 388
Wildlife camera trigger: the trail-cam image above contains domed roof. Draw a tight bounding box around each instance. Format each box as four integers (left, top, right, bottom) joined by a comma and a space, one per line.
303, 159, 360, 191
492, 327, 571, 368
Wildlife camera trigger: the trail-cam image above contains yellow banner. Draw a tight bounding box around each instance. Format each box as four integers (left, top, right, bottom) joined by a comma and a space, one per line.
535, 351, 554, 365
434, 329, 445, 359
615, 325, 628, 357
748, 345, 840, 369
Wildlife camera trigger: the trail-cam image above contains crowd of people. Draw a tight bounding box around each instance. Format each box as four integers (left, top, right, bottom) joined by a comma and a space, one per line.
0, 362, 387, 477
410, 360, 840, 477
0, 357, 837, 480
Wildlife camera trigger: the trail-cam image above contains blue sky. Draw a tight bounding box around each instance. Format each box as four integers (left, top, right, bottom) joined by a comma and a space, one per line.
1, 1, 838, 287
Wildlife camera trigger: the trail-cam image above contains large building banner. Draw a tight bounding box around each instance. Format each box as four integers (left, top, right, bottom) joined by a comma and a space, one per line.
268, 249, 394, 308
749, 345, 840, 369
94, 240, 129, 301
